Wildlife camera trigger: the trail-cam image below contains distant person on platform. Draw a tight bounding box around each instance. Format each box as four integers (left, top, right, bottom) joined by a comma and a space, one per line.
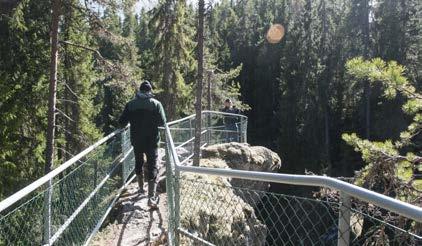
119, 81, 166, 208
221, 99, 240, 142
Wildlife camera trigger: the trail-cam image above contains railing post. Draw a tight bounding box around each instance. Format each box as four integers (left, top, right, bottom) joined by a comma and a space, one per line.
240, 118, 247, 143
174, 168, 181, 246
43, 180, 52, 245
121, 129, 129, 183
189, 118, 194, 154
165, 143, 176, 246
206, 119, 210, 146
337, 192, 351, 246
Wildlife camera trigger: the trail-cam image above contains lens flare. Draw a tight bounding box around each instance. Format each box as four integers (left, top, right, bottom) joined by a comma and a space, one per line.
266, 24, 285, 44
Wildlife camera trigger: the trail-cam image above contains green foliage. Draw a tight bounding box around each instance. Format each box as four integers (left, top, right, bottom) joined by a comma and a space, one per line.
211, 64, 250, 111
203, 0, 422, 182
344, 58, 421, 205
0, 0, 50, 198
0, 0, 421, 208
346, 57, 422, 148
58, 0, 102, 154
147, 0, 195, 120
0, 0, 141, 198
96, 5, 140, 133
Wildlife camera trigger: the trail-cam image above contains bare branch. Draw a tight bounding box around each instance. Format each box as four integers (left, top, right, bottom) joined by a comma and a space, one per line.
59, 40, 119, 73
56, 108, 76, 123
57, 98, 78, 105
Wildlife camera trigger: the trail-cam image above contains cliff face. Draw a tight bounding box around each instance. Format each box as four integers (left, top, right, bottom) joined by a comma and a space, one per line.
179, 143, 282, 245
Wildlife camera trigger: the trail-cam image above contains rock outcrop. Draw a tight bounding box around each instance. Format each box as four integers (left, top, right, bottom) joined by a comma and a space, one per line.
179, 164, 267, 245
201, 143, 282, 172
201, 142, 281, 192
178, 143, 281, 245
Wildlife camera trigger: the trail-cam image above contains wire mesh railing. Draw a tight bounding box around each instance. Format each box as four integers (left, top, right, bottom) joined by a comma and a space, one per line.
161, 110, 248, 165
177, 177, 421, 246
1, 110, 420, 246
163, 111, 422, 246
0, 127, 135, 246
0, 110, 246, 246
162, 110, 248, 245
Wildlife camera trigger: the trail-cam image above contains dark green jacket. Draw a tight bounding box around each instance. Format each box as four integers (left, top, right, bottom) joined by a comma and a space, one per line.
119, 92, 166, 147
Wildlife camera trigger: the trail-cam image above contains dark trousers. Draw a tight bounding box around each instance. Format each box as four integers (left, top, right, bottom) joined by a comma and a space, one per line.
225, 124, 238, 142
133, 145, 158, 182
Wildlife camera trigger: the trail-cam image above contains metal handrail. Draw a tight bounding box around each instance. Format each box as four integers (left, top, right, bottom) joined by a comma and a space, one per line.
3, 110, 418, 245
176, 165, 422, 222
1, 109, 227, 213
0, 126, 128, 213
164, 110, 247, 127
202, 110, 248, 119
164, 111, 422, 223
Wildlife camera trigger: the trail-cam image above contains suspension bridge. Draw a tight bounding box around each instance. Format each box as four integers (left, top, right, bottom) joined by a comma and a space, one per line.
0, 111, 421, 245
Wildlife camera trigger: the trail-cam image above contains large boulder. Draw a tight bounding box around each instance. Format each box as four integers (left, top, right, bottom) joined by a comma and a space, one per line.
178, 144, 281, 245
201, 142, 281, 172
201, 143, 281, 192
179, 160, 267, 245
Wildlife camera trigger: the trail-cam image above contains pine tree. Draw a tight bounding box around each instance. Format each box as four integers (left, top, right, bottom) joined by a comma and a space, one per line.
58, 0, 102, 159
136, 9, 155, 82
0, 0, 51, 198
149, 0, 195, 120
343, 58, 421, 236
96, 6, 140, 133
201, 4, 248, 112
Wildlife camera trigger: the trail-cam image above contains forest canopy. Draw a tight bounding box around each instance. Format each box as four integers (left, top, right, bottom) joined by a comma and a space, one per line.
0, 0, 421, 202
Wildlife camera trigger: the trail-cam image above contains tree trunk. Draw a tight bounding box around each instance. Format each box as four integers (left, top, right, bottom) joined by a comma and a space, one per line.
44, 0, 60, 243
207, 70, 212, 111
161, 0, 174, 120
63, 0, 72, 160
45, 0, 60, 174
364, 82, 371, 139
193, 0, 205, 167
363, 0, 371, 140
319, 0, 332, 174
324, 105, 331, 174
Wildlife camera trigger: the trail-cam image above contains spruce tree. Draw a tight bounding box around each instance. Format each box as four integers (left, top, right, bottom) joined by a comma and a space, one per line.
149, 0, 195, 120
0, 0, 51, 198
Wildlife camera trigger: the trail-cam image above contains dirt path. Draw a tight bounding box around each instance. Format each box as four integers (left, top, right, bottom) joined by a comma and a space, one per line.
91, 182, 168, 246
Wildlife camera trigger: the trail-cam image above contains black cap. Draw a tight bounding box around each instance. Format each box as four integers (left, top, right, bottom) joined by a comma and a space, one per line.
225, 98, 232, 103
139, 81, 152, 92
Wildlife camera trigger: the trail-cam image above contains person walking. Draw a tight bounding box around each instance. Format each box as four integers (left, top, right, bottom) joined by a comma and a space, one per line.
221, 99, 240, 142
119, 81, 166, 208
